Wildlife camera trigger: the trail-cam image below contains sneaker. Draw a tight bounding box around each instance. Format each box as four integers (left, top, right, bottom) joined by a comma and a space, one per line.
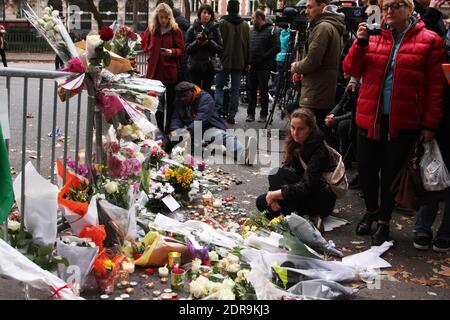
432, 238, 450, 253
246, 114, 255, 122
258, 115, 268, 123
413, 234, 432, 251
244, 136, 257, 165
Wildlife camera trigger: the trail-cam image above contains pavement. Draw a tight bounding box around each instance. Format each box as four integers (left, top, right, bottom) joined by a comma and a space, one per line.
5, 52, 56, 63
0, 61, 449, 300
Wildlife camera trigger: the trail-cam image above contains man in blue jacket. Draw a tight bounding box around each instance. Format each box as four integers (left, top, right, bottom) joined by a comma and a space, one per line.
169, 82, 256, 165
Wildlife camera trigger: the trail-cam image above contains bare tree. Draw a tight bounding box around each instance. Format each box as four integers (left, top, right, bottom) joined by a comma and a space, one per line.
66, 0, 105, 29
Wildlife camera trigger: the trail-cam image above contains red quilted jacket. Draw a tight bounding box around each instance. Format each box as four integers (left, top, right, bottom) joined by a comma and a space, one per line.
143, 27, 185, 84
343, 18, 446, 140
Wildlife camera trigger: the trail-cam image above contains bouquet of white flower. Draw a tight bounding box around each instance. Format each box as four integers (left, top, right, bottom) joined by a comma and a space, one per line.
23, 4, 78, 64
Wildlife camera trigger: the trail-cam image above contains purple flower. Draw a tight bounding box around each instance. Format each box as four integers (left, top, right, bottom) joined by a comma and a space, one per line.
186, 239, 209, 260
77, 164, 89, 177
185, 154, 195, 167
66, 156, 76, 170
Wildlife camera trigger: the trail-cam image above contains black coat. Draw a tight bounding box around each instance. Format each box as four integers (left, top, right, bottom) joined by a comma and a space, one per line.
280, 131, 337, 201
249, 22, 280, 70
170, 90, 227, 134
413, 1, 446, 37
185, 19, 223, 74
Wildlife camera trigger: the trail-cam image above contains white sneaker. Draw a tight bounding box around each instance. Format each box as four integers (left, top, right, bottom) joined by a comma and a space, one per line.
244, 136, 257, 165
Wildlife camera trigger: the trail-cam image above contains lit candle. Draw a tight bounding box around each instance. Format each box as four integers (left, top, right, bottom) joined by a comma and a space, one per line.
213, 198, 222, 208
202, 193, 212, 206
158, 265, 169, 278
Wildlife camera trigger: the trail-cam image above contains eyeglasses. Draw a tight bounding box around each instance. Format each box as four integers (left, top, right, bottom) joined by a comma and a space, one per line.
381, 2, 407, 12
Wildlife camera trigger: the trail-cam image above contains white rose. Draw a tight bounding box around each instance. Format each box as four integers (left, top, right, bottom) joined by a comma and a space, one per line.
217, 288, 235, 300
207, 281, 222, 293
38, 19, 46, 27
7, 220, 21, 233
208, 251, 219, 262
104, 180, 119, 194
217, 258, 227, 270
120, 125, 133, 137
136, 36, 142, 45
86, 35, 103, 59
43, 14, 51, 22
52, 10, 60, 18
226, 253, 240, 265
191, 258, 202, 274
222, 278, 236, 289
45, 7, 52, 14
236, 269, 250, 283
142, 95, 157, 113
189, 275, 210, 298
45, 21, 55, 31
53, 25, 61, 34
46, 30, 56, 40
225, 263, 240, 273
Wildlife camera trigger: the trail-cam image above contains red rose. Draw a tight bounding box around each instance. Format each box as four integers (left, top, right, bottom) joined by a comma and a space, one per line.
133, 253, 142, 260
145, 268, 154, 275
99, 26, 114, 41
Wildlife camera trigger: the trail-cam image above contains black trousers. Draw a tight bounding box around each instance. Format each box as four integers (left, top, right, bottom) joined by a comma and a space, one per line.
247, 69, 270, 117
156, 83, 176, 134
303, 107, 339, 151
190, 71, 214, 96
357, 116, 419, 221
256, 167, 336, 220
55, 55, 64, 70
0, 49, 7, 67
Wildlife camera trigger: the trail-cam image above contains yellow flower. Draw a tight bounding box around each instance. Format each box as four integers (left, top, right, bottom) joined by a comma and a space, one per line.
104, 259, 114, 272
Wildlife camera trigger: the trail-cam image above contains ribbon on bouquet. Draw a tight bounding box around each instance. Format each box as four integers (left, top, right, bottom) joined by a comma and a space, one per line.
48, 281, 75, 299
60, 58, 86, 90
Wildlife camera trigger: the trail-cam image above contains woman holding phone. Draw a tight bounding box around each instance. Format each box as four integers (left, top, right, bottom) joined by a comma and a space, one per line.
143, 3, 185, 133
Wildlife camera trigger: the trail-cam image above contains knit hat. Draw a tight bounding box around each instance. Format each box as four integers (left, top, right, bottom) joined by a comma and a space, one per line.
227, 0, 240, 14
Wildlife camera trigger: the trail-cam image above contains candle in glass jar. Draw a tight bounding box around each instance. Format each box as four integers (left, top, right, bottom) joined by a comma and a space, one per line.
212, 198, 222, 208
202, 193, 212, 206
158, 266, 169, 278
122, 261, 135, 274
168, 252, 181, 269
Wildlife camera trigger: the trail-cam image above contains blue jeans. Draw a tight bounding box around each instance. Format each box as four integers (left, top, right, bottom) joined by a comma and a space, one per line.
203, 127, 245, 162
214, 70, 242, 119
415, 190, 450, 241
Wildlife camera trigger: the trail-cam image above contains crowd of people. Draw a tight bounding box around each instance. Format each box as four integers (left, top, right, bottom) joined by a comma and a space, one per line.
139, 0, 450, 252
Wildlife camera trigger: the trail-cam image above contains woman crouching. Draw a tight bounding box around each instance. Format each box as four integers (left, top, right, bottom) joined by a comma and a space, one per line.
256, 108, 337, 228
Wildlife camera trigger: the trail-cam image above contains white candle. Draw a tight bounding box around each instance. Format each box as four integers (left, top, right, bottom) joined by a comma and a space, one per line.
122, 261, 135, 274
158, 266, 169, 278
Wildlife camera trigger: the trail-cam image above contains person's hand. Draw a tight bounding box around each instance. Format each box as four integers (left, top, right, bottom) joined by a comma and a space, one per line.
270, 200, 281, 212
161, 48, 173, 56
356, 22, 368, 40
182, 131, 191, 142
346, 81, 357, 93
429, 0, 445, 8
421, 130, 435, 142
325, 114, 335, 127
290, 62, 297, 74
266, 191, 274, 206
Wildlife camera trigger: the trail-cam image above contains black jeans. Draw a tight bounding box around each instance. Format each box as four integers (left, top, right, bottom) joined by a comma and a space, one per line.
256, 167, 336, 220
303, 107, 339, 151
357, 116, 419, 222
247, 69, 270, 117
55, 55, 64, 70
156, 83, 176, 134
0, 49, 7, 67
190, 71, 214, 96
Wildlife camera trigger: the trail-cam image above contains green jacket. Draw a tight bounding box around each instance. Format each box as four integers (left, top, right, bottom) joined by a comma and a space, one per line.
219, 15, 250, 71
292, 8, 345, 110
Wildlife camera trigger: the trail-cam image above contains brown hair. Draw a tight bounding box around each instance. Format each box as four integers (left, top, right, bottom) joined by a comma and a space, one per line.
284, 108, 318, 165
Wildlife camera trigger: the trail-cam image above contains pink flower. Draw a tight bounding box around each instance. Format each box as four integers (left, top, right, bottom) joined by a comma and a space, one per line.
185, 154, 195, 167
161, 164, 170, 174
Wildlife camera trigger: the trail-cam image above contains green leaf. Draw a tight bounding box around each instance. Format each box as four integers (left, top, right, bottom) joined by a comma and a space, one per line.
37, 245, 54, 257
102, 52, 111, 67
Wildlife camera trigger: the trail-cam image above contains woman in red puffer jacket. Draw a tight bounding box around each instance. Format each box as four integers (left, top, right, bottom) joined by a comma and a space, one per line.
143, 3, 185, 133
343, 0, 446, 246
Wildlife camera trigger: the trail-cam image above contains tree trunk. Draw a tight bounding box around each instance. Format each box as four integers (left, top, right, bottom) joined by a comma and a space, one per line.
67, 0, 104, 30
132, 0, 139, 31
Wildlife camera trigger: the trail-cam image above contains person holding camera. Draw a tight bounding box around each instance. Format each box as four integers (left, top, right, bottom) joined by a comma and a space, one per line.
143, 3, 185, 134
185, 4, 223, 95
290, 0, 345, 127
343, 0, 446, 245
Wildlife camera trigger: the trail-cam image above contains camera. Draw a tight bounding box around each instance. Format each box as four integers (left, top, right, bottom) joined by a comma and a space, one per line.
275, 6, 308, 32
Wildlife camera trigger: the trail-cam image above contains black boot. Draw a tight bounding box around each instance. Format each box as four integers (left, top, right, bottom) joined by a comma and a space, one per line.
371, 223, 390, 246
356, 211, 377, 235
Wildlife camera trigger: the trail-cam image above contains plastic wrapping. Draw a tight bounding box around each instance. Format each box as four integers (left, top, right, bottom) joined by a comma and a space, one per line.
13, 162, 58, 246
420, 139, 450, 191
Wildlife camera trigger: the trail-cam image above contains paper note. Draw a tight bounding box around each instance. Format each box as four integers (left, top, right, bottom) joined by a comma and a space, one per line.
162, 194, 181, 212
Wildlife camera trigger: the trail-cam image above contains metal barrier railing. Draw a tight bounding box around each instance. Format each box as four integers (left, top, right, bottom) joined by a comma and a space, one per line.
136, 50, 148, 77
0, 67, 101, 237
